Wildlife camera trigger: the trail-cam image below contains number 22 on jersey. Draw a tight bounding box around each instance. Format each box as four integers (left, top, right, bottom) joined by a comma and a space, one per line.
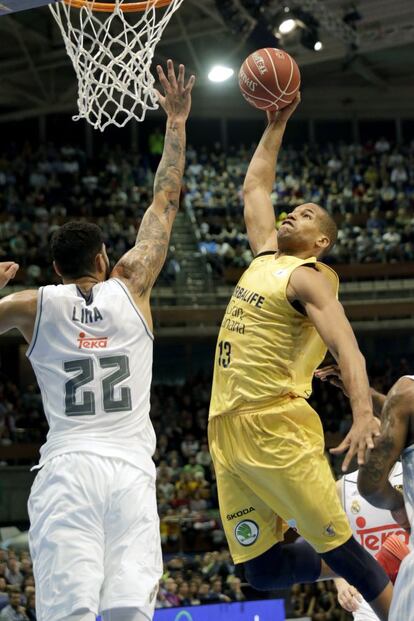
64, 354, 132, 416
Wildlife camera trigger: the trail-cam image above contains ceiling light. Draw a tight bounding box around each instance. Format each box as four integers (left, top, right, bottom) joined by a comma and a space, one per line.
279, 18, 297, 34
208, 65, 234, 83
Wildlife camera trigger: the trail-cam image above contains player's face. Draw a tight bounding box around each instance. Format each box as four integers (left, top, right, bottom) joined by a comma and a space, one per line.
277, 203, 327, 255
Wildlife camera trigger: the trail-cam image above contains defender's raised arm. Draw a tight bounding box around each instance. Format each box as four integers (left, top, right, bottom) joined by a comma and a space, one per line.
112, 60, 195, 299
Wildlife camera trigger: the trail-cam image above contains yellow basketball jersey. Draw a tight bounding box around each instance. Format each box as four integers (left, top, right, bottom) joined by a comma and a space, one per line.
209, 253, 339, 417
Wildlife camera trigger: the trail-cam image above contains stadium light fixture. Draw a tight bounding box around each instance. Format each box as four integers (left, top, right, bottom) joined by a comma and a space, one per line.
279, 18, 296, 34
208, 65, 234, 82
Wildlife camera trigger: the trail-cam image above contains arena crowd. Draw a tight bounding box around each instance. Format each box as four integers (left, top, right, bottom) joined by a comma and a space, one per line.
1, 137, 414, 287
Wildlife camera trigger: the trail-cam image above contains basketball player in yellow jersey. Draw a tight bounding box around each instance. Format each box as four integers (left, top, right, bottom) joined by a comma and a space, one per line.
208, 95, 393, 621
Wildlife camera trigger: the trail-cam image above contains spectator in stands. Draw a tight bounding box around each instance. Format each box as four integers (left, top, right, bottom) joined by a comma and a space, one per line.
148, 127, 164, 169
226, 576, 245, 602
5, 561, 23, 588
177, 581, 191, 606
312, 581, 341, 620
24, 593, 35, 621
163, 577, 180, 607
209, 578, 231, 603
0, 579, 8, 610
0, 588, 28, 621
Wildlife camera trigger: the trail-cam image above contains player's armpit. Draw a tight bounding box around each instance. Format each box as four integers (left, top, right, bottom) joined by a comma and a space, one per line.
0, 289, 38, 342
358, 377, 412, 509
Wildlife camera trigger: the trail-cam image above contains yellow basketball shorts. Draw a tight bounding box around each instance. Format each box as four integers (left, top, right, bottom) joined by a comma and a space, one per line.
208, 397, 352, 564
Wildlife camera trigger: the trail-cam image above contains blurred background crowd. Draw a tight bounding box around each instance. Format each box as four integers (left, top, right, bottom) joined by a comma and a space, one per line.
1, 137, 414, 287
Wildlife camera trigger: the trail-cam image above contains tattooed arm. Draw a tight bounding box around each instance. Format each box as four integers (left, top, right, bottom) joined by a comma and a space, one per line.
358, 376, 413, 513
112, 60, 195, 299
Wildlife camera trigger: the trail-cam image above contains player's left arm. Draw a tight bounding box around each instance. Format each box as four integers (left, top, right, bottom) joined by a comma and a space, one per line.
111, 61, 195, 299
358, 377, 413, 516
288, 266, 379, 471
0, 261, 37, 342
0, 289, 38, 342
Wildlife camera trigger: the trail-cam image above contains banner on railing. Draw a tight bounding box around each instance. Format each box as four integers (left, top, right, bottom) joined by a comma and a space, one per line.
154, 598, 285, 621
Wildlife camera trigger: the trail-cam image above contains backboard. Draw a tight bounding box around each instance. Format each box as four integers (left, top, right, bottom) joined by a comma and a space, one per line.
0, 0, 59, 16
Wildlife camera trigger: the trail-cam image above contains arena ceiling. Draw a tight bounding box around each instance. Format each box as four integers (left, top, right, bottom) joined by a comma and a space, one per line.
0, 0, 414, 123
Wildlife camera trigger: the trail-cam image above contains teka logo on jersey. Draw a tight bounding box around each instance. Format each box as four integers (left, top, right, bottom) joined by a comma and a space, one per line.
227, 507, 255, 521
77, 332, 108, 349
355, 516, 410, 551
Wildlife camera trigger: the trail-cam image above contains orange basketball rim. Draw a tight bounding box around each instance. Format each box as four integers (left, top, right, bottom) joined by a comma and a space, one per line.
63, 0, 174, 12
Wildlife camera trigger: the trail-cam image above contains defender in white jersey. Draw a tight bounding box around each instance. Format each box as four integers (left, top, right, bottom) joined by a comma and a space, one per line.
335, 464, 409, 621
317, 365, 414, 621
0, 61, 195, 621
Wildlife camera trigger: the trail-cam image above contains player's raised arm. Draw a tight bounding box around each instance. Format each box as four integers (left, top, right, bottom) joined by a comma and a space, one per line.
112, 60, 195, 298
358, 377, 413, 524
243, 94, 300, 256
288, 266, 379, 472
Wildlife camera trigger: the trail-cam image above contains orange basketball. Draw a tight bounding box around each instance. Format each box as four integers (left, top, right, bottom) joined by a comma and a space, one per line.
239, 48, 301, 111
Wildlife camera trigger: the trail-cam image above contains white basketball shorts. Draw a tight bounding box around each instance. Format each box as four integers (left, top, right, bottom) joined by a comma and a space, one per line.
28, 453, 162, 621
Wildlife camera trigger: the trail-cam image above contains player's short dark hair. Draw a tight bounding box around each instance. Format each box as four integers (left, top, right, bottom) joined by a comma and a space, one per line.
317, 208, 338, 255
50, 221, 105, 278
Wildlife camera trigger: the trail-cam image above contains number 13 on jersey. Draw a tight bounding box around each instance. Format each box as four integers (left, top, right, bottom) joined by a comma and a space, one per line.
218, 340, 231, 368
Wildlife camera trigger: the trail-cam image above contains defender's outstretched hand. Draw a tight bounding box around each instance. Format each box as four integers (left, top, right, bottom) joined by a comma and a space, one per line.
155, 60, 195, 122
315, 364, 349, 396
0, 262, 19, 289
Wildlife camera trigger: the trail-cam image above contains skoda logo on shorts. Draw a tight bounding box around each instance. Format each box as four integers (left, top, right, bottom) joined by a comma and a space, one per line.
235, 520, 259, 546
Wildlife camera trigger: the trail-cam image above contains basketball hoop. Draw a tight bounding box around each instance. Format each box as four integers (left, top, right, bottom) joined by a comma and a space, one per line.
49, 0, 185, 131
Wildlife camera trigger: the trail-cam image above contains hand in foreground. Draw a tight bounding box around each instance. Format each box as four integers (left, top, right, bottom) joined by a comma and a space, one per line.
315, 364, 349, 397
330, 415, 381, 472
0, 261, 19, 289
336, 580, 362, 613
266, 92, 301, 125
155, 59, 195, 122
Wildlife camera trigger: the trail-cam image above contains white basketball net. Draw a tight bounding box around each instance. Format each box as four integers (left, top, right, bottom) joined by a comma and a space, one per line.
49, 0, 185, 131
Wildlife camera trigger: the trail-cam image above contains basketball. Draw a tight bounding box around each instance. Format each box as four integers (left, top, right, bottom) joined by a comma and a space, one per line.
238, 48, 301, 112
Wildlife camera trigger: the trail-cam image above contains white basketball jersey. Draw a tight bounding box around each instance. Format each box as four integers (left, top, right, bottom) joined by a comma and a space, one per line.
27, 278, 156, 477
342, 462, 409, 555
342, 463, 408, 621
388, 375, 414, 621
402, 375, 414, 543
